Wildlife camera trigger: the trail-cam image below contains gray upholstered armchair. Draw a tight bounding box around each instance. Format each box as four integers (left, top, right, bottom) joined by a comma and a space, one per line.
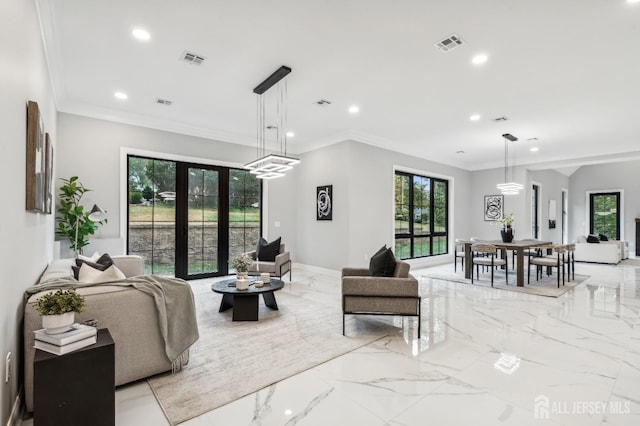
245, 243, 292, 281
341, 260, 420, 337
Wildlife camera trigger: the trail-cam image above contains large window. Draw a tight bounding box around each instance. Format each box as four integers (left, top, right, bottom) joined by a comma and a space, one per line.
394, 171, 448, 259
589, 191, 621, 240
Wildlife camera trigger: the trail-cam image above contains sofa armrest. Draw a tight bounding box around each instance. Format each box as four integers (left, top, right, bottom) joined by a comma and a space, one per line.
113, 255, 144, 277
342, 275, 418, 297
342, 267, 369, 277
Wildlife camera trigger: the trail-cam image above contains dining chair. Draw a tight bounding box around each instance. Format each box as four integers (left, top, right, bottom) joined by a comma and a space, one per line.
454, 239, 465, 273
565, 243, 575, 281
471, 243, 508, 287
528, 244, 566, 288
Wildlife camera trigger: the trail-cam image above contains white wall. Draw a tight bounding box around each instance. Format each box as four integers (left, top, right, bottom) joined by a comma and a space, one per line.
56, 113, 300, 257
294, 140, 472, 270
0, 0, 57, 421
569, 160, 640, 253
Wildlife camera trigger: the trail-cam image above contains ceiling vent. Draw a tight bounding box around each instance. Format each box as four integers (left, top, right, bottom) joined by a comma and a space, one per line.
313, 99, 332, 106
493, 116, 509, 122
434, 34, 464, 52
180, 51, 205, 65
156, 98, 173, 106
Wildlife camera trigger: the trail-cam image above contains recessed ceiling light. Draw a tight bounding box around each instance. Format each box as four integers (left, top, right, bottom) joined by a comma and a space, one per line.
348, 105, 359, 114
530, 147, 539, 152
472, 54, 488, 65
132, 28, 150, 41
456, 150, 465, 154
470, 114, 481, 121
114, 91, 128, 100
286, 131, 295, 138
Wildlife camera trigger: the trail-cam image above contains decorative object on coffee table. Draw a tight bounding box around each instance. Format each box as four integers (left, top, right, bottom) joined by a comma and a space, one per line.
34, 289, 85, 334
230, 253, 252, 280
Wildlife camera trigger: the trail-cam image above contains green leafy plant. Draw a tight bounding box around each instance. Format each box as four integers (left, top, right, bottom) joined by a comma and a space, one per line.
230, 254, 252, 272
497, 213, 515, 227
56, 176, 107, 255
34, 289, 85, 316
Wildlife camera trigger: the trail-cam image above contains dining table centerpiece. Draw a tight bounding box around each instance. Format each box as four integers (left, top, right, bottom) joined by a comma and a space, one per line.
497, 213, 515, 242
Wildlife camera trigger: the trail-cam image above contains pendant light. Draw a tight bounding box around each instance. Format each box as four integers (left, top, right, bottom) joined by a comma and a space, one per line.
496, 133, 523, 195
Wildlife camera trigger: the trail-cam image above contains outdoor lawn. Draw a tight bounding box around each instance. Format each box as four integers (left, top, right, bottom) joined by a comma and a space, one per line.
129, 204, 260, 223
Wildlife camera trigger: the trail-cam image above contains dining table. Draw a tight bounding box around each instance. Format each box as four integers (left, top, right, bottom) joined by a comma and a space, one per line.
462, 239, 552, 287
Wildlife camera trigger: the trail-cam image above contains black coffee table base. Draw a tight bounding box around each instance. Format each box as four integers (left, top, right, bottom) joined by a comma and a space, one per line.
212, 278, 285, 321
219, 292, 279, 321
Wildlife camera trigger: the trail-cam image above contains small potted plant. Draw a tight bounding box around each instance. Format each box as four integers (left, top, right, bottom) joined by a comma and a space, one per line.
34, 289, 86, 334
230, 254, 252, 279
497, 213, 515, 242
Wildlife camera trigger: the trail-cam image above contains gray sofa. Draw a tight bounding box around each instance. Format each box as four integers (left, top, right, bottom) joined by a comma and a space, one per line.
24, 255, 173, 412
341, 260, 420, 337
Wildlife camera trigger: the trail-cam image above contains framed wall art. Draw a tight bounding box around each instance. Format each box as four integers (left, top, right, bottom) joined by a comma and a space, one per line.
26, 100, 47, 213
484, 194, 503, 221
44, 133, 54, 214
316, 185, 332, 221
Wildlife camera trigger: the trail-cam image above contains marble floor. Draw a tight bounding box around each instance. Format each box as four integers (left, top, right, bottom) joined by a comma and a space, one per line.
22, 261, 639, 425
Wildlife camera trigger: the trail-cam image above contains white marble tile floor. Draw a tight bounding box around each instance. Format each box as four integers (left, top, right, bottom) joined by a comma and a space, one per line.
21, 262, 639, 425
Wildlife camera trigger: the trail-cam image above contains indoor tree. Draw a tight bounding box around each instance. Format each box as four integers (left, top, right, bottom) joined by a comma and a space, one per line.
56, 176, 107, 256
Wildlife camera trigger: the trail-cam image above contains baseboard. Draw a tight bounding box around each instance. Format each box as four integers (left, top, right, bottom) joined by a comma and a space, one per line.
6, 388, 23, 426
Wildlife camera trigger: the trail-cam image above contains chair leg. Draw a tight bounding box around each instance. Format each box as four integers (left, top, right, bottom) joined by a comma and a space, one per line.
417, 299, 421, 339
528, 260, 531, 284
342, 313, 345, 336
490, 257, 494, 287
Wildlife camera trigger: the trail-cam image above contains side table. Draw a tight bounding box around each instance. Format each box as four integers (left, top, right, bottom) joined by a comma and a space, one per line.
34, 328, 115, 426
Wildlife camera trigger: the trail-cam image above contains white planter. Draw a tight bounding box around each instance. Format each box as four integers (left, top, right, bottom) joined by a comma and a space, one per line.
236, 278, 249, 291
42, 312, 75, 334
237, 271, 249, 280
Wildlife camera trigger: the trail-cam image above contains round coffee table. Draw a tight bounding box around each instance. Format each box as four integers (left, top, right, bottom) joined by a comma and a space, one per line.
211, 278, 285, 321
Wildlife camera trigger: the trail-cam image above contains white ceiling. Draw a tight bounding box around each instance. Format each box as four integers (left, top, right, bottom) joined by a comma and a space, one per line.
36, 0, 640, 171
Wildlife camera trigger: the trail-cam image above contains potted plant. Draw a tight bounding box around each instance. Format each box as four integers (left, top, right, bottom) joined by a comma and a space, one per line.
56, 176, 107, 257
497, 213, 515, 242
230, 254, 252, 280
34, 289, 86, 334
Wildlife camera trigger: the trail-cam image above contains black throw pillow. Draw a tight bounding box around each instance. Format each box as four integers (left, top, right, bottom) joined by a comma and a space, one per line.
369, 247, 396, 277
599, 233, 609, 241
586, 235, 600, 244
72, 253, 114, 279
256, 237, 281, 262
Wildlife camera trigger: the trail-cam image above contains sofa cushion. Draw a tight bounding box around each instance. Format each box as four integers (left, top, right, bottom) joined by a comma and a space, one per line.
78, 263, 126, 283
369, 246, 396, 277
599, 233, 609, 241
256, 237, 281, 261
72, 253, 115, 279
577, 235, 587, 243
587, 235, 600, 243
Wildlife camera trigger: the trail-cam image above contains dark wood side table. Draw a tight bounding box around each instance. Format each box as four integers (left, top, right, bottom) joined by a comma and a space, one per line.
34, 328, 115, 426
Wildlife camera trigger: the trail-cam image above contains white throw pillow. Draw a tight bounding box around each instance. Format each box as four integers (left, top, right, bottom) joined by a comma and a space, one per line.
576, 235, 587, 243
78, 263, 126, 283
77, 252, 101, 262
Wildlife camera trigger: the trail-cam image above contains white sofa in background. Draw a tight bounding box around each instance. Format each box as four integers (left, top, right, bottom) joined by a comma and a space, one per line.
574, 235, 626, 264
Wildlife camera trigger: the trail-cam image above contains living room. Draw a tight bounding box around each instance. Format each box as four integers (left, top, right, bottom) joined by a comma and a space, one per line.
2, 1, 639, 425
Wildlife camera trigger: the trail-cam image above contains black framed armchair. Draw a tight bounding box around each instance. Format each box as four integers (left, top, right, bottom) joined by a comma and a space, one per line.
245, 244, 292, 281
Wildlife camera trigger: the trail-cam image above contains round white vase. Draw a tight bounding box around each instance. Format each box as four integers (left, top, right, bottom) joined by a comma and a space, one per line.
42, 312, 75, 334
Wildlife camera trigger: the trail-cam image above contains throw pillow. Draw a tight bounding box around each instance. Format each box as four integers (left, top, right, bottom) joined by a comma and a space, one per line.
72, 253, 115, 280
77, 252, 101, 262
599, 233, 609, 241
369, 247, 396, 277
256, 237, 281, 261
586, 235, 600, 243
78, 263, 126, 283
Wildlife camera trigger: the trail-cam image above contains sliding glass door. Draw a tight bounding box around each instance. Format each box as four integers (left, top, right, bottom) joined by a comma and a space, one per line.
127, 155, 261, 279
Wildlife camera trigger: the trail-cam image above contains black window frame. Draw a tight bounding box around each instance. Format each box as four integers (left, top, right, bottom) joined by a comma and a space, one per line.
589, 191, 621, 240
394, 171, 449, 259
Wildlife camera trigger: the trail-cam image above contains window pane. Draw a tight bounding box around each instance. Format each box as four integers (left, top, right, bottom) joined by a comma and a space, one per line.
434, 180, 447, 232
229, 169, 261, 263
433, 236, 447, 255
591, 194, 618, 239
414, 237, 431, 257
395, 174, 410, 234
395, 238, 411, 260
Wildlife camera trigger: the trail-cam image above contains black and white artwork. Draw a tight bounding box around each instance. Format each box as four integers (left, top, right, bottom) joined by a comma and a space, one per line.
316, 185, 332, 221
484, 195, 503, 221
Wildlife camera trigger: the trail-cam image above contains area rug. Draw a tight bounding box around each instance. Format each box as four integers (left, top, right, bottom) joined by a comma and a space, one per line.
147, 278, 394, 425
419, 264, 589, 297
